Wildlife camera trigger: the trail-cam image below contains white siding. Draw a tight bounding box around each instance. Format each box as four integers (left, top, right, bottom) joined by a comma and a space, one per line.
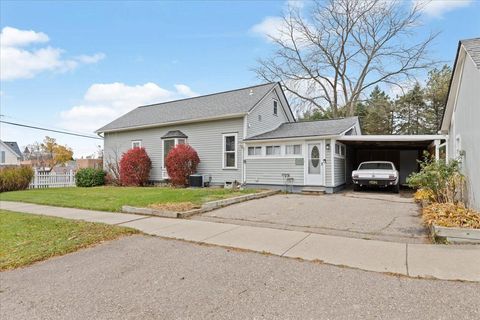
245, 158, 304, 185
448, 54, 480, 210
246, 87, 291, 138
0, 143, 20, 165
104, 118, 244, 184
325, 139, 333, 186
334, 157, 346, 186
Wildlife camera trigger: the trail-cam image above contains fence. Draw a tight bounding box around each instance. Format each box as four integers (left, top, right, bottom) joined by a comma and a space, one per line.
29, 170, 76, 189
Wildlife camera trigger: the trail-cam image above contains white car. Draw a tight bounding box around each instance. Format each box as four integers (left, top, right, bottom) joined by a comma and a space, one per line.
352, 161, 400, 193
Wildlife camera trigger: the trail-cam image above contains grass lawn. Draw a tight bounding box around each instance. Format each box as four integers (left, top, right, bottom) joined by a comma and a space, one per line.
0, 210, 138, 270
0, 186, 257, 212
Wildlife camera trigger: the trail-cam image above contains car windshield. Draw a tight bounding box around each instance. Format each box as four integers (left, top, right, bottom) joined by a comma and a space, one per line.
359, 162, 393, 170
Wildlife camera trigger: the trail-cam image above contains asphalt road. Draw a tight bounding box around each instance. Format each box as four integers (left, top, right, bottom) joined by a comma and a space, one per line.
1, 235, 479, 320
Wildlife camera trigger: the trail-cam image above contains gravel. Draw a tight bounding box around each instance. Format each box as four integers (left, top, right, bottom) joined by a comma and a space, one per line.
1, 235, 479, 320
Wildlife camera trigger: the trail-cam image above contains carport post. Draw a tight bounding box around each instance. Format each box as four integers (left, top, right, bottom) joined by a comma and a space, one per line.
434, 139, 440, 161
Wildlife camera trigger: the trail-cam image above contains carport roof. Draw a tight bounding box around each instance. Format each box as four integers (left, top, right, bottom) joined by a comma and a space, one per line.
338, 134, 447, 148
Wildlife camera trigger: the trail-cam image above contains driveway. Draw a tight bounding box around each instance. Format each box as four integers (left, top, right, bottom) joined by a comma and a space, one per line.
1, 236, 479, 320
195, 191, 428, 243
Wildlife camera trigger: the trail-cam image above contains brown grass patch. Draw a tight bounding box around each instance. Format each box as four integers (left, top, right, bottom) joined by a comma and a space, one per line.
148, 202, 200, 212
422, 202, 480, 229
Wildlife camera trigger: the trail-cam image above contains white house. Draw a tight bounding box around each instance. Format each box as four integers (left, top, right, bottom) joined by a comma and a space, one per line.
0, 140, 22, 166
441, 38, 480, 210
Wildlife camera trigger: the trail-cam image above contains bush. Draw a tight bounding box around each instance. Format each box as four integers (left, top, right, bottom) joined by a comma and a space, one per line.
75, 168, 105, 187
165, 144, 200, 187
119, 147, 152, 186
407, 153, 465, 204
422, 202, 480, 229
0, 166, 34, 192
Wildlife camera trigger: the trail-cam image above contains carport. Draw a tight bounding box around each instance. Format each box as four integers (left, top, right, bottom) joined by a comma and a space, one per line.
338, 135, 448, 185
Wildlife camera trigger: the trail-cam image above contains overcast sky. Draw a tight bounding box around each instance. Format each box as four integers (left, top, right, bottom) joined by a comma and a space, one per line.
1, 0, 479, 157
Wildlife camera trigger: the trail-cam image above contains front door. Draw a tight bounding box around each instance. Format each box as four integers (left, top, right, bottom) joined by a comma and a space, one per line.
306, 142, 324, 185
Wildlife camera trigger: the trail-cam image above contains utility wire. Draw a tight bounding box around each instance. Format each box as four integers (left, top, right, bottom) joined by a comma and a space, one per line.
0, 120, 103, 140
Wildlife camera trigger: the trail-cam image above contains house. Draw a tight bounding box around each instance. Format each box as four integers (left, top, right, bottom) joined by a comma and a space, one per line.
98, 82, 448, 193
0, 140, 22, 166
441, 38, 480, 210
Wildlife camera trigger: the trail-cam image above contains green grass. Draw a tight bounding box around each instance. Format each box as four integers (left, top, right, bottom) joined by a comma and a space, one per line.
0, 210, 138, 270
0, 186, 257, 212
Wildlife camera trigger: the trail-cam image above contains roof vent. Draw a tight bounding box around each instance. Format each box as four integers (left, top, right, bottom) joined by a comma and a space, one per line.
249, 89, 253, 95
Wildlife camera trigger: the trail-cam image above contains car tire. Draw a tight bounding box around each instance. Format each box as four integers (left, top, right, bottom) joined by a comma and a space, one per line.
392, 184, 400, 193
353, 184, 361, 192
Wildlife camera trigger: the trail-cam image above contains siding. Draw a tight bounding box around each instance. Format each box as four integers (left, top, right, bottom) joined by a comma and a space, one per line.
448, 53, 480, 210
334, 157, 346, 186
325, 139, 332, 186
0, 143, 20, 165
246, 88, 290, 138
245, 158, 304, 185
104, 117, 244, 184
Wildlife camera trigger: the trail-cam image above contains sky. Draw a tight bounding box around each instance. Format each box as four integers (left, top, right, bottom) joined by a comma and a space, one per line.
1, 0, 479, 157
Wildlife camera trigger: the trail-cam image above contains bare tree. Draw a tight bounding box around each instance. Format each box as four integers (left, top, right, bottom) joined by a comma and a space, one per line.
254, 0, 438, 118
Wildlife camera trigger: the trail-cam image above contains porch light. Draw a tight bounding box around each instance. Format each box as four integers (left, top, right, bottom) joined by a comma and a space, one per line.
326, 143, 330, 151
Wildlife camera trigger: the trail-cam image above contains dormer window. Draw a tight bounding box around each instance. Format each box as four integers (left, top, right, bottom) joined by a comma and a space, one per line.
273, 100, 278, 116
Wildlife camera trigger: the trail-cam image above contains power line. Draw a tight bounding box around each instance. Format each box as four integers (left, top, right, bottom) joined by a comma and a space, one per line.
0, 120, 103, 140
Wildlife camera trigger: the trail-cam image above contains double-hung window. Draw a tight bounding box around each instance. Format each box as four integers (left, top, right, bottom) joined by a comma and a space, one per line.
273, 100, 278, 116
248, 146, 262, 156
285, 144, 302, 155
266, 145, 281, 156
223, 133, 237, 169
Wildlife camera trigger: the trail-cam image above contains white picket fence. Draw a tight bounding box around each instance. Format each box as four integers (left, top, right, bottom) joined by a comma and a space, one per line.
29, 170, 76, 189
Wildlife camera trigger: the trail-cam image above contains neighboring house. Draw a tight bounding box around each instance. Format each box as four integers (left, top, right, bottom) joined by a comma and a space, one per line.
441, 38, 480, 210
98, 82, 446, 193
0, 140, 22, 166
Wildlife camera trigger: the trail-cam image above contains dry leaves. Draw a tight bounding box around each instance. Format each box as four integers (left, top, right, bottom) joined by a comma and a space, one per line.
148, 202, 200, 212
422, 202, 480, 229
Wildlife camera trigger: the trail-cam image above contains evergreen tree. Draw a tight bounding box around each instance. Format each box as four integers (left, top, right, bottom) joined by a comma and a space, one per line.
395, 83, 426, 134
362, 86, 394, 134
424, 65, 452, 133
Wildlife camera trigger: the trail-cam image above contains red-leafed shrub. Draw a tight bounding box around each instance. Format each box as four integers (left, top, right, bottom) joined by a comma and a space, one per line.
119, 147, 152, 186
165, 144, 200, 187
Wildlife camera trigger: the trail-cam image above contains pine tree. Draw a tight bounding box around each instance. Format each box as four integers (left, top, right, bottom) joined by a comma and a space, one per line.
362, 86, 394, 134
395, 83, 426, 134
424, 65, 452, 133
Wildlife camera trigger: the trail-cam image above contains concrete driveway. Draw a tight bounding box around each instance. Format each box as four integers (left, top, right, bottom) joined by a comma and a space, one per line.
195, 191, 428, 243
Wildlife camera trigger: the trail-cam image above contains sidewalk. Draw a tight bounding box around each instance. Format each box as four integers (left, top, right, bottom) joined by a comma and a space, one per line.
2, 201, 479, 282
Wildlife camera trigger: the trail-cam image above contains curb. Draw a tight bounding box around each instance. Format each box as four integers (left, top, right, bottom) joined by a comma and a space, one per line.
122, 189, 280, 218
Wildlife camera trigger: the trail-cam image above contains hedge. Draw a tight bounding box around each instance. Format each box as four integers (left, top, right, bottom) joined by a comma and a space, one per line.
0, 166, 34, 192
75, 168, 105, 187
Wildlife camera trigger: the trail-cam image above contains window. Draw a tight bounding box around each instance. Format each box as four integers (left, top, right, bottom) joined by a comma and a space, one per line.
132, 140, 141, 149
223, 133, 237, 169
335, 144, 340, 155
248, 146, 262, 156
0, 151, 5, 163
258, 114, 262, 121
177, 138, 186, 145
341, 145, 345, 156
266, 145, 281, 156
285, 144, 302, 155
163, 139, 175, 163
273, 100, 278, 116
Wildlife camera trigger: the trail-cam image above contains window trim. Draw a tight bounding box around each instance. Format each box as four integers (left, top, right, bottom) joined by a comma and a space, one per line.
248, 146, 262, 156
285, 144, 302, 156
131, 140, 142, 149
222, 133, 238, 169
334, 142, 346, 159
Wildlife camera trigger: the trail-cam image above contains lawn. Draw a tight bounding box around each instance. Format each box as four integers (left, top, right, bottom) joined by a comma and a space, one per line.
0, 186, 257, 212
0, 210, 138, 270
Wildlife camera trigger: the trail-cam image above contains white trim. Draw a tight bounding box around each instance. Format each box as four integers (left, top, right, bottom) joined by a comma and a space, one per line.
305, 141, 325, 186
338, 134, 447, 142
331, 139, 335, 187
131, 140, 142, 148
222, 132, 238, 170
273, 98, 279, 116
97, 113, 246, 134
245, 135, 340, 143
161, 137, 187, 179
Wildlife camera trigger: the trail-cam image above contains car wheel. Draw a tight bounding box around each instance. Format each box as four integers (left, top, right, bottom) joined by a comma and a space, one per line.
392, 184, 400, 193
354, 184, 361, 192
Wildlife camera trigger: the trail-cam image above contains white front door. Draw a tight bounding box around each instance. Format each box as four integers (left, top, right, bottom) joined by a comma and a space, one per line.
306, 142, 324, 185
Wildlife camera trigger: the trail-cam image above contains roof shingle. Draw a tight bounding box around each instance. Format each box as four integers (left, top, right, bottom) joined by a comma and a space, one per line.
462, 38, 480, 69
97, 83, 278, 133
245, 117, 359, 140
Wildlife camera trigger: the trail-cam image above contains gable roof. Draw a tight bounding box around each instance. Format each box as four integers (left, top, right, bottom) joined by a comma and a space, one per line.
245, 117, 359, 141
462, 38, 480, 69
161, 130, 188, 139
1, 141, 22, 158
441, 37, 480, 132
97, 83, 279, 133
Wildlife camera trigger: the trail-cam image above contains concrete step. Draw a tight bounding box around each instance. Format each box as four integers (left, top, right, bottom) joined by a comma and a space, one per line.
301, 187, 326, 195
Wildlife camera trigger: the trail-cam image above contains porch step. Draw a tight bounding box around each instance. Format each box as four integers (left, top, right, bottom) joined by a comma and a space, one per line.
301, 187, 326, 195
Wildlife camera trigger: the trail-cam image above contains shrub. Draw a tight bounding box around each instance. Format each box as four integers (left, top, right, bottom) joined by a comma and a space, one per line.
422, 202, 480, 229
119, 147, 152, 186
413, 188, 435, 203
407, 153, 465, 204
165, 144, 200, 187
75, 168, 105, 187
0, 166, 34, 192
